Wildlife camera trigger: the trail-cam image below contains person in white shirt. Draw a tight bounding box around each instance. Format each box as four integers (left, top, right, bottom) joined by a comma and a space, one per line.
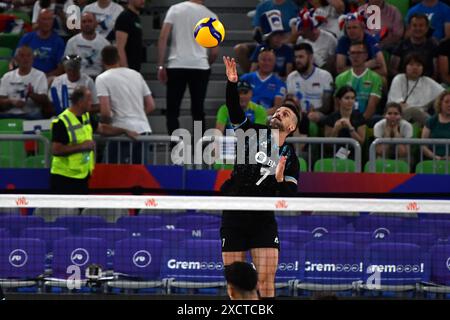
157, 0, 219, 134
290, 7, 338, 74
0, 45, 50, 119
96, 45, 155, 164
374, 102, 413, 159
49, 55, 99, 115
286, 43, 334, 124
32, 0, 74, 39
64, 12, 110, 78
83, 0, 124, 41
388, 53, 445, 126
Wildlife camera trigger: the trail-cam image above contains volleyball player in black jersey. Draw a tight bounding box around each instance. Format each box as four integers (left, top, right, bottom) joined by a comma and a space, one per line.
220, 57, 300, 298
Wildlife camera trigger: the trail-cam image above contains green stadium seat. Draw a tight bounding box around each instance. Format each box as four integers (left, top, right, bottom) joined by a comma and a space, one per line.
0, 47, 13, 59
364, 159, 410, 173
0, 60, 9, 78
0, 33, 22, 51
298, 157, 307, 172
213, 162, 234, 170
308, 121, 319, 137
415, 160, 450, 174
24, 155, 46, 168
0, 118, 26, 168
385, 0, 410, 18
5, 10, 31, 24
313, 158, 356, 173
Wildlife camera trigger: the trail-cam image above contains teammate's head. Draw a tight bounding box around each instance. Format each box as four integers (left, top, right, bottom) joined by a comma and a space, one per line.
225, 262, 259, 300
269, 100, 300, 135
81, 12, 97, 36
70, 86, 92, 113
101, 45, 120, 67
294, 43, 314, 74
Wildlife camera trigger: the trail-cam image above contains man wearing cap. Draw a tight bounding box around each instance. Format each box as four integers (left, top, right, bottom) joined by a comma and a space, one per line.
216, 80, 268, 133
50, 85, 138, 194
0, 45, 51, 119
235, 9, 295, 75
290, 7, 337, 74
248, 10, 294, 79
221, 56, 300, 299
335, 12, 387, 78
49, 55, 99, 115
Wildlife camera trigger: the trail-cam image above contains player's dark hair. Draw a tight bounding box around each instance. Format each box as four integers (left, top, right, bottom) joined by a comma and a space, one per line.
224, 262, 258, 292
101, 45, 120, 66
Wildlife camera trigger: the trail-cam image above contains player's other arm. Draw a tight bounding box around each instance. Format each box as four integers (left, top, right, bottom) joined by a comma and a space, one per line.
223, 56, 246, 125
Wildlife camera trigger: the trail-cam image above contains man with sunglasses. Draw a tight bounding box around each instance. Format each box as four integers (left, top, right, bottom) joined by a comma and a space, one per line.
220, 56, 300, 299
49, 55, 99, 115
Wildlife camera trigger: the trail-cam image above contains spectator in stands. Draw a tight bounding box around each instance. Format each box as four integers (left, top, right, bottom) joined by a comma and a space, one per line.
335, 41, 383, 124
235, 0, 298, 73
114, 0, 145, 71
437, 37, 450, 87
374, 102, 413, 159
157, 0, 219, 135
406, 0, 450, 41
224, 262, 259, 300
83, 0, 123, 41
96, 46, 154, 164
358, 0, 404, 52
421, 91, 450, 160
249, 11, 294, 79
215, 80, 267, 133
324, 85, 366, 146
49, 55, 99, 115
240, 48, 287, 115
253, 0, 299, 39
286, 43, 334, 124
0, 45, 51, 119
309, 0, 345, 38
290, 7, 337, 74
32, 0, 74, 41
389, 13, 438, 79
50, 85, 138, 194
17, 9, 65, 77
64, 12, 110, 79
388, 53, 445, 126
335, 12, 387, 78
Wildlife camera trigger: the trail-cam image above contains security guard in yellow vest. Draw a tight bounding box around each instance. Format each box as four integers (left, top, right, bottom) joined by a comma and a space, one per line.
50, 86, 138, 194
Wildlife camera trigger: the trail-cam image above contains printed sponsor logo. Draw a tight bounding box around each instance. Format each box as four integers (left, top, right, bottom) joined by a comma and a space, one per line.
9, 249, 28, 267
70, 248, 89, 266
133, 250, 152, 268
167, 259, 223, 271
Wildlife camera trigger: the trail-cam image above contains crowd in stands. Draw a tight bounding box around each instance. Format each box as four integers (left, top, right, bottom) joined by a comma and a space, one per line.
0, 0, 450, 165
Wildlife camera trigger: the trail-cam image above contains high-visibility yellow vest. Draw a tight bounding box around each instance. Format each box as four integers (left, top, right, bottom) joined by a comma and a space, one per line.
50, 109, 95, 179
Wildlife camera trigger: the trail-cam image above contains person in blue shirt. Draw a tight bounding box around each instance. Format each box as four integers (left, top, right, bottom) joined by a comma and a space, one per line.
17, 9, 65, 77
406, 0, 450, 41
241, 48, 287, 115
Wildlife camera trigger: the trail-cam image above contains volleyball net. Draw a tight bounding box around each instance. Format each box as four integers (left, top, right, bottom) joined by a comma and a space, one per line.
0, 195, 449, 298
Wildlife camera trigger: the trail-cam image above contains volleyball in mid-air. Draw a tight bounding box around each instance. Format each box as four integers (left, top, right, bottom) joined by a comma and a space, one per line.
193, 17, 225, 48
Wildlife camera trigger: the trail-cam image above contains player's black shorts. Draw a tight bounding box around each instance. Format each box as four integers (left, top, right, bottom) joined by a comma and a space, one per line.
220, 213, 280, 252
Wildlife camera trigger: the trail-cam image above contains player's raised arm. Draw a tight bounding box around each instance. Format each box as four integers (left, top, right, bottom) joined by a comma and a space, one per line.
223, 56, 246, 126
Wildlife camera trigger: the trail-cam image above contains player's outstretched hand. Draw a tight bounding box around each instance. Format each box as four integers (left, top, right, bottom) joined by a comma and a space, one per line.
223, 56, 238, 83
